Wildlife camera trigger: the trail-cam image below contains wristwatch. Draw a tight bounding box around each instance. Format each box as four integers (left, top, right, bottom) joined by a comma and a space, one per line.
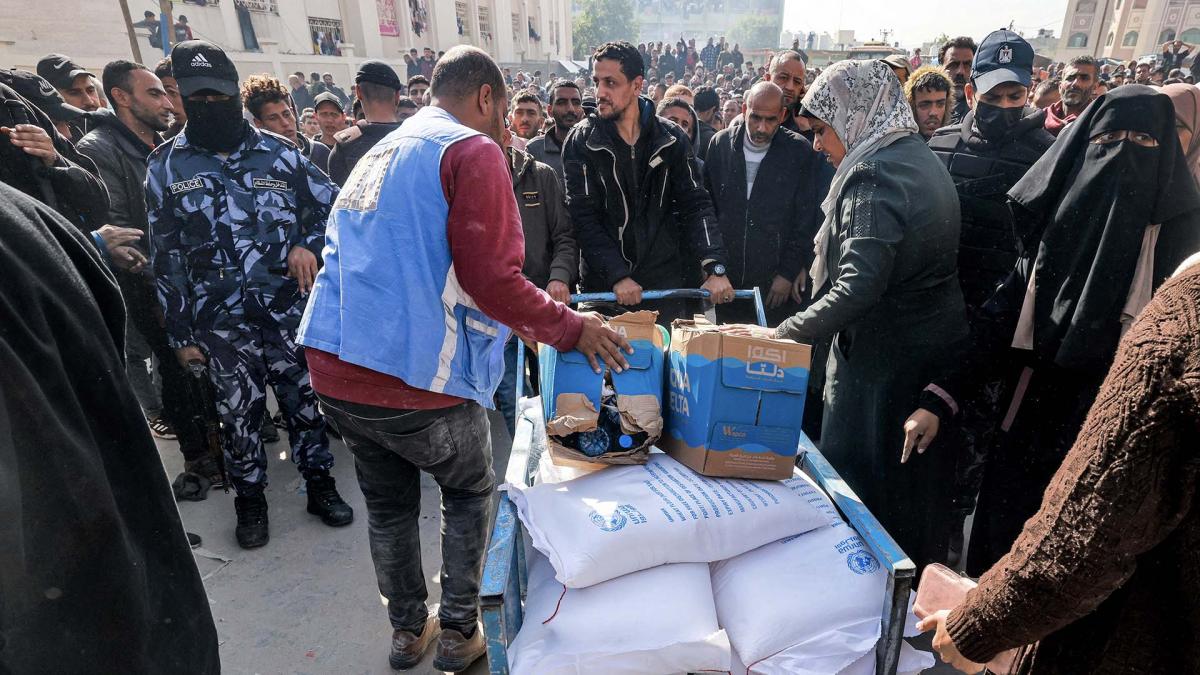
705, 262, 727, 277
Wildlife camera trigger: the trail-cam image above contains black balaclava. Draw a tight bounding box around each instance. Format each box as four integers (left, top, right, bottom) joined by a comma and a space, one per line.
1008, 84, 1200, 370
183, 94, 247, 153
973, 100, 1024, 141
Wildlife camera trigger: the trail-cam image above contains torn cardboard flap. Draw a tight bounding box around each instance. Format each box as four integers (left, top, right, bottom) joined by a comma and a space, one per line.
616, 393, 663, 439
545, 393, 598, 436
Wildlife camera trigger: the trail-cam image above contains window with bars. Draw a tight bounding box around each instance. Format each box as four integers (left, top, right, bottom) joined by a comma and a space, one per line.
478, 6, 493, 42
239, 0, 278, 13
455, 1, 472, 37
309, 16, 345, 55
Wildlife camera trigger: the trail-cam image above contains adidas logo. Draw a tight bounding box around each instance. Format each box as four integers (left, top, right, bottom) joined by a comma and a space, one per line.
191, 53, 212, 68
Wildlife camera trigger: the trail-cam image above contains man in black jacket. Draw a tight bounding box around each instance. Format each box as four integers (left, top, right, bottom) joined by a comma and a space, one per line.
704, 81, 832, 325
327, 60, 402, 184
77, 60, 209, 466
693, 85, 720, 159
525, 79, 582, 179
563, 41, 732, 322
926, 29, 1054, 565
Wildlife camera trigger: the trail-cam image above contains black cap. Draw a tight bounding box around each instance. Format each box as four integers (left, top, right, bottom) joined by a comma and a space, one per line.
171, 40, 240, 97
313, 92, 343, 110
971, 29, 1035, 94
36, 53, 93, 90
355, 60, 401, 90
0, 68, 87, 121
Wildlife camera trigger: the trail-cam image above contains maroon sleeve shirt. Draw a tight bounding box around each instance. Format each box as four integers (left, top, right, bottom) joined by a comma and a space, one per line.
309, 134, 583, 410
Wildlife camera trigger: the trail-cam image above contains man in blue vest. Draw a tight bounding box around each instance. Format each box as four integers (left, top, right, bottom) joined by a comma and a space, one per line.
298, 46, 630, 672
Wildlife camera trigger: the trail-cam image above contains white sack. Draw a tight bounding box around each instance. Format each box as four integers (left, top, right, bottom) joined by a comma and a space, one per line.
712, 523, 893, 674
508, 551, 730, 674
504, 453, 836, 588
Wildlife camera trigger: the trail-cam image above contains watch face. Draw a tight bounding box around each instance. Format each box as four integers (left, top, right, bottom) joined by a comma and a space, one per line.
712, 264, 726, 276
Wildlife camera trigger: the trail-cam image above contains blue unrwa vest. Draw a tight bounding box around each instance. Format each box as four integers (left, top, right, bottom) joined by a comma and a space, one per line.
298, 106, 511, 408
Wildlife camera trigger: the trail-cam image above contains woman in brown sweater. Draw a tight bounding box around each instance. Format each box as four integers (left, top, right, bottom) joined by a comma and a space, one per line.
919, 255, 1200, 674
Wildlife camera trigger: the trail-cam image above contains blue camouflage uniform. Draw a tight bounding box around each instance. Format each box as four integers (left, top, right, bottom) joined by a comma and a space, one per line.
146, 125, 339, 494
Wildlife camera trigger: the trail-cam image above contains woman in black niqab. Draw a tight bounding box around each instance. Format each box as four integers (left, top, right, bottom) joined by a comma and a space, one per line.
909, 84, 1200, 575
1008, 83, 1200, 369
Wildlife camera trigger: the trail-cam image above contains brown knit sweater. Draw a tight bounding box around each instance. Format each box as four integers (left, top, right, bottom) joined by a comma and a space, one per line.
945, 263, 1200, 674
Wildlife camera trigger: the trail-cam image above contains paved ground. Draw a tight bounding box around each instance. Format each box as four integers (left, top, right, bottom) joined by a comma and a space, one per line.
158, 408, 954, 674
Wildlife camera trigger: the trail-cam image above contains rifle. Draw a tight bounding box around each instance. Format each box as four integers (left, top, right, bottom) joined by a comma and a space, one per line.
186, 360, 230, 493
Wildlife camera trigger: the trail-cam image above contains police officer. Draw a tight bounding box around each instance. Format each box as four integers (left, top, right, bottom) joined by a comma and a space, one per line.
926, 29, 1055, 566
146, 40, 352, 549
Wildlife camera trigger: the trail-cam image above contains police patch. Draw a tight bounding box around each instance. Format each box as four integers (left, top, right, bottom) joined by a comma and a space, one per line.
169, 178, 203, 194
998, 45, 1013, 64
252, 177, 289, 191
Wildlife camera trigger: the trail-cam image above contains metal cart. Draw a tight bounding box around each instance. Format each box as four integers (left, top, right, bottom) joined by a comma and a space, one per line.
479, 289, 916, 674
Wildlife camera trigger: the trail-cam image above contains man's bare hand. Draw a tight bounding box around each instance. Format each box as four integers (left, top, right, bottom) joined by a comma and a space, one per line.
97, 225, 145, 249
573, 312, 633, 374
175, 345, 206, 368
901, 408, 941, 464
702, 273, 734, 303
613, 277, 643, 305
287, 245, 318, 295
766, 274, 792, 309
110, 245, 148, 272
546, 280, 572, 304
2, 124, 59, 167
916, 611, 985, 674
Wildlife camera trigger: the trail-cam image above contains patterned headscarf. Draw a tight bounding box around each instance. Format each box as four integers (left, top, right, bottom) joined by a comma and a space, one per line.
1164, 83, 1200, 186
801, 60, 918, 293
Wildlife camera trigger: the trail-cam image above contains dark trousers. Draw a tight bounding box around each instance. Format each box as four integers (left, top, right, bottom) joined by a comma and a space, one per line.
120, 273, 206, 460
318, 396, 495, 634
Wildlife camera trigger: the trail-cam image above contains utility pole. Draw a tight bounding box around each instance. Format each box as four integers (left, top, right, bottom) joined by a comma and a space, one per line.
117, 0, 143, 63
160, 0, 175, 57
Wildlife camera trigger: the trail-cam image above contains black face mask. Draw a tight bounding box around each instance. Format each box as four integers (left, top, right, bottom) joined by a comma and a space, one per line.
973, 101, 1024, 141
182, 95, 247, 153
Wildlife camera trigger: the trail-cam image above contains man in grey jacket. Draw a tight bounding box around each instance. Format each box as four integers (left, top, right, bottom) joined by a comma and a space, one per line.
77, 60, 208, 467
494, 127, 578, 436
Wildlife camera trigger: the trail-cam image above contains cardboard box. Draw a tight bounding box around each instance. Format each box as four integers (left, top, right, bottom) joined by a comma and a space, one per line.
663, 318, 811, 480
539, 311, 665, 467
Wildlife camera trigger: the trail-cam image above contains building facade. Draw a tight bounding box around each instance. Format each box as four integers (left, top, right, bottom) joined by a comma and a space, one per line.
1057, 0, 1200, 63
0, 0, 573, 86
635, 0, 784, 50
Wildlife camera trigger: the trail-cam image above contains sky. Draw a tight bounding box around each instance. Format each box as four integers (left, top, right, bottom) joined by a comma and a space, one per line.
782, 0, 1070, 48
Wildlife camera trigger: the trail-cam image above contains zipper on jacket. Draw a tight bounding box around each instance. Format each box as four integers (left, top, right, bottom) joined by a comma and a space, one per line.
742, 218, 751, 286
583, 163, 589, 196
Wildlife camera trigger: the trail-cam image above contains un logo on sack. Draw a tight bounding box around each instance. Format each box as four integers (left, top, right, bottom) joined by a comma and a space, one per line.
846, 550, 881, 575
589, 508, 628, 532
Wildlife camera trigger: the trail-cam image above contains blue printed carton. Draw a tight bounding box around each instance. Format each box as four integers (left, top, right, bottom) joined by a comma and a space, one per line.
538, 311, 665, 468
663, 317, 811, 480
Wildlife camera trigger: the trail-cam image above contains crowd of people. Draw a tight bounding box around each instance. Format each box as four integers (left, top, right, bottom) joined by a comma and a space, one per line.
1, 18, 1198, 675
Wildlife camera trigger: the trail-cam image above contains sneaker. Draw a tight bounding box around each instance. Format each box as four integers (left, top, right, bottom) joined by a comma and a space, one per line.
432, 624, 485, 673
260, 414, 280, 443
305, 473, 354, 527
234, 491, 270, 549
389, 613, 439, 670
148, 416, 177, 440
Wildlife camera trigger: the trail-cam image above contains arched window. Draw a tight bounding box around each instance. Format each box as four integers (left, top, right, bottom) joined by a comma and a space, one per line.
1069, 32, 1089, 47
1123, 30, 1139, 46
1106, 31, 1115, 46
1160, 28, 1177, 43
1181, 28, 1200, 43
1076, 0, 1097, 12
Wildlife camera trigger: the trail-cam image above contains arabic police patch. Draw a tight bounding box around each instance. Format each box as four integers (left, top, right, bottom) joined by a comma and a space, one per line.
252, 177, 289, 191
169, 178, 203, 195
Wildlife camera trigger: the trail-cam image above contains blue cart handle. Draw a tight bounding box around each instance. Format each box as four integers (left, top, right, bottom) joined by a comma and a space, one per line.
515, 288, 768, 400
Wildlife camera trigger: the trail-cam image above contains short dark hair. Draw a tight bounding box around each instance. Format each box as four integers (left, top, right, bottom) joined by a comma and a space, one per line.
397, 96, 417, 110
407, 75, 430, 88
593, 41, 645, 81
292, 70, 305, 79
549, 79, 580, 103
1035, 78, 1060, 97
101, 60, 149, 104
1069, 55, 1099, 73
430, 45, 506, 102
144, 10, 154, 17
693, 85, 719, 113
240, 73, 290, 120
153, 57, 173, 81
357, 81, 397, 104
511, 91, 543, 113
939, 36, 977, 64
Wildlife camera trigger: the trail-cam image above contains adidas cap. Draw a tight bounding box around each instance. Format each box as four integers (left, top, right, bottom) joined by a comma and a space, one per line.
171, 40, 240, 97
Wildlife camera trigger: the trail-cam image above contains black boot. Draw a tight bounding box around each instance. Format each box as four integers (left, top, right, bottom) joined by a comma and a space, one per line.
260, 414, 280, 443
305, 472, 354, 527
234, 491, 270, 549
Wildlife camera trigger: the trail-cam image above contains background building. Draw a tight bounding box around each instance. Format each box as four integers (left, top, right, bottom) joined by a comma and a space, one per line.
1057, 0, 1200, 64
0, 0, 574, 85
636, 0, 784, 50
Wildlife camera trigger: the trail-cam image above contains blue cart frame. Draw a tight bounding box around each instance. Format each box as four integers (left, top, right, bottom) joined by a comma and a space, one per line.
479, 290, 916, 674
